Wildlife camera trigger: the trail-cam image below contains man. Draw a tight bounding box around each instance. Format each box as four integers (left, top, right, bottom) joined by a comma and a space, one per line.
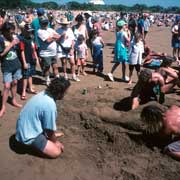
141, 104, 180, 160
38, 16, 60, 85
131, 69, 178, 110
16, 77, 71, 158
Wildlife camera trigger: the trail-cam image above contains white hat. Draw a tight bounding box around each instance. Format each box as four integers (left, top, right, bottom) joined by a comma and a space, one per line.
56, 17, 71, 25
84, 11, 92, 16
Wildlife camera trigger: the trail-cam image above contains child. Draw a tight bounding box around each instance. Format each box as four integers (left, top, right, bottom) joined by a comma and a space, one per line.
19, 23, 40, 100
91, 29, 104, 73
75, 34, 88, 76
0, 22, 22, 117
128, 33, 144, 84
108, 20, 130, 82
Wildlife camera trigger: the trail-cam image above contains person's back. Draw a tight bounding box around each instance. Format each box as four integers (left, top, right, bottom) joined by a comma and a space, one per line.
16, 91, 57, 144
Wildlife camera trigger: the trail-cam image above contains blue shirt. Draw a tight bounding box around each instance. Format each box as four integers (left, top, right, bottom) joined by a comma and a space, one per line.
16, 91, 57, 145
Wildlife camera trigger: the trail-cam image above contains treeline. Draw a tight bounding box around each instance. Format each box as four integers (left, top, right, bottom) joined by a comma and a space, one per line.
0, 0, 180, 14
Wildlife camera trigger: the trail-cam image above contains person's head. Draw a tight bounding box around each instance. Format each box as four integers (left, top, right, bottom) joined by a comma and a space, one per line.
84, 11, 92, 19
36, 8, 45, 17
22, 23, 34, 39
138, 69, 152, 84
1, 22, 15, 41
46, 77, 71, 100
134, 33, 142, 43
75, 14, 84, 24
141, 105, 164, 134
39, 16, 49, 29
56, 17, 70, 28
116, 20, 127, 31
77, 34, 85, 44
0, 9, 6, 18
92, 29, 99, 38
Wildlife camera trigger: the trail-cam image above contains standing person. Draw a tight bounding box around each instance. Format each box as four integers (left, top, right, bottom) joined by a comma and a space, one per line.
137, 14, 144, 39
56, 17, 80, 82
107, 20, 130, 82
16, 77, 70, 158
141, 104, 180, 160
128, 14, 137, 40
171, 16, 180, 62
31, 8, 46, 49
75, 34, 88, 76
143, 14, 151, 39
128, 33, 144, 84
19, 23, 40, 100
91, 29, 104, 73
0, 22, 22, 117
38, 16, 60, 86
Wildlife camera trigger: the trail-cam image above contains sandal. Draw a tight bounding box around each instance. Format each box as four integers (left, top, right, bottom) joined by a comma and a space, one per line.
21, 95, 27, 100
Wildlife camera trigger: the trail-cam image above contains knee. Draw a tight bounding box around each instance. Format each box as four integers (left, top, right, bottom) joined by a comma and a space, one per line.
51, 147, 62, 159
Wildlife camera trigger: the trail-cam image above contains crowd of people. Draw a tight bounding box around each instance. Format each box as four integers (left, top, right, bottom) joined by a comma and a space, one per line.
0, 7, 180, 160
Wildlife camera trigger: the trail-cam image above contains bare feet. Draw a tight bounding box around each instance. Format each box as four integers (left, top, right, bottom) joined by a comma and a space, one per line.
55, 132, 64, 138
12, 100, 22, 108
128, 80, 132, 85
82, 72, 87, 76
0, 106, 6, 117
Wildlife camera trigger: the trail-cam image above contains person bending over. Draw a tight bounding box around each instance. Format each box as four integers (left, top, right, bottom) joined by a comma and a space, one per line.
141, 105, 180, 160
131, 69, 179, 110
16, 77, 70, 158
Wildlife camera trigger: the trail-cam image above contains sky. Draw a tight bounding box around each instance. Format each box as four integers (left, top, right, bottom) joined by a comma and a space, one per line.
32, 0, 180, 8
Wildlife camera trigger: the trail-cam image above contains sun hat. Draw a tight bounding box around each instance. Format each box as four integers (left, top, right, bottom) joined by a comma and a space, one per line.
84, 11, 92, 16
56, 17, 70, 25
117, 20, 127, 27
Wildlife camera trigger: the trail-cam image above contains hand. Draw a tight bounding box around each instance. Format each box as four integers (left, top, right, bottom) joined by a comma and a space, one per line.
23, 63, 28, 69
11, 38, 19, 46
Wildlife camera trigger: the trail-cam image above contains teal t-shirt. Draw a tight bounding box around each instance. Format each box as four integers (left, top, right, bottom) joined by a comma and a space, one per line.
16, 91, 57, 145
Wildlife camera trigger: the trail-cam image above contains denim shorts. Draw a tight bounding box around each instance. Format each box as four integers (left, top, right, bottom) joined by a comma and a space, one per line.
164, 140, 180, 153
3, 68, 22, 83
31, 133, 48, 152
22, 64, 36, 79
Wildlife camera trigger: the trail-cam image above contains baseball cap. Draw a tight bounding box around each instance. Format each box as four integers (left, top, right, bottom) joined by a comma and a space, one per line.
37, 8, 45, 16
117, 20, 127, 27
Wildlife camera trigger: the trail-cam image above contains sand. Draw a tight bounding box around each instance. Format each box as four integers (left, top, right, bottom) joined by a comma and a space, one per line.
0, 24, 180, 180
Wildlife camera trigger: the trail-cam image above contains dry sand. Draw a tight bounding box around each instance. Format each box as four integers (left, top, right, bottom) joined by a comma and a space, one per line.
0, 24, 180, 180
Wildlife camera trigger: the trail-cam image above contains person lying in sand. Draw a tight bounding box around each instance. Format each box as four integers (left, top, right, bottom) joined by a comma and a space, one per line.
141, 104, 180, 160
131, 68, 179, 110
16, 77, 70, 158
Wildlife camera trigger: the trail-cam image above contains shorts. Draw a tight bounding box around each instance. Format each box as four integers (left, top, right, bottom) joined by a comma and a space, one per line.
172, 38, 180, 48
129, 64, 140, 72
31, 133, 48, 152
41, 56, 57, 68
77, 58, 86, 66
164, 140, 180, 153
57, 45, 74, 59
22, 64, 36, 79
3, 68, 22, 83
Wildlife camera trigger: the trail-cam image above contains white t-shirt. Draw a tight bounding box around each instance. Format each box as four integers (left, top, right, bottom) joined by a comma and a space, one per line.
73, 24, 87, 40
56, 27, 75, 48
38, 28, 57, 57
75, 42, 88, 59
92, 36, 103, 46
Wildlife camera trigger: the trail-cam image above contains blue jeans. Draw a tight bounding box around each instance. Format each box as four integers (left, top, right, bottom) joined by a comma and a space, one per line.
92, 44, 104, 72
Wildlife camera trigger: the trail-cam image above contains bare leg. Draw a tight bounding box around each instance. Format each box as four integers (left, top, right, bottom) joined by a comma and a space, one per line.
21, 78, 28, 99
52, 63, 59, 77
128, 69, 133, 84
11, 80, 22, 108
122, 62, 126, 79
42, 140, 64, 158
0, 83, 10, 117
111, 62, 120, 74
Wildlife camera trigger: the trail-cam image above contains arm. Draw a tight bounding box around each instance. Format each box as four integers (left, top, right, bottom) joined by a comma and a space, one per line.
21, 51, 28, 69
0, 39, 19, 57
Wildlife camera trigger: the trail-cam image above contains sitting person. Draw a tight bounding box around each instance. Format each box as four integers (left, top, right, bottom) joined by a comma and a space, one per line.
131, 69, 179, 110
141, 104, 180, 160
16, 78, 70, 158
